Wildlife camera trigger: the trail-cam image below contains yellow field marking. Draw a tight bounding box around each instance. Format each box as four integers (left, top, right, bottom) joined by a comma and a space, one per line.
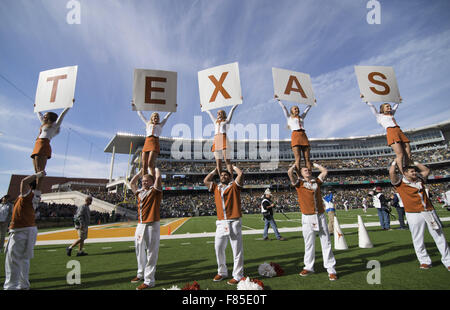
36, 217, 191, 241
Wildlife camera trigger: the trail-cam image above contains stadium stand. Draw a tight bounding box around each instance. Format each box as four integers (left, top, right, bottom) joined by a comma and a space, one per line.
6, 121, 450, 221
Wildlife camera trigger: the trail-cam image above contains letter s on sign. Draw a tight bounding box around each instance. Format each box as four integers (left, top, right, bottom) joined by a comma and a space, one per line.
368, 72, 390, 96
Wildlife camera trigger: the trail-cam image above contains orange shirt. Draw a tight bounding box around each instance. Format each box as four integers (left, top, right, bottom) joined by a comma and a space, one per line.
394, 177, 433, 213
294, 178, 325, 215
210, 181, 242, 220
10, 191, 36, 229
137, 187, 162, 223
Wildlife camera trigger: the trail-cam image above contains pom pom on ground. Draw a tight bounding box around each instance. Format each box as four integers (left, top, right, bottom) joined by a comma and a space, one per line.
258, 262, 284, 277
182, 281, 201, 290
162, 285, 181, 290
258, 262, 277, 277
270, 262, 284, 276
237, 277, 264, 290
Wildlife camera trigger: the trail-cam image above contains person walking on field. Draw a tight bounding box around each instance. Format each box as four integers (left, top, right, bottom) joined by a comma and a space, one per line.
0, 195, 13, 251
260, 189, 285, 241
66, 195, 92, 257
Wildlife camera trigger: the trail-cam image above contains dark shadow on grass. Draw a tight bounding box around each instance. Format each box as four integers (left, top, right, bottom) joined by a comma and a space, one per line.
33, 268, 137, 289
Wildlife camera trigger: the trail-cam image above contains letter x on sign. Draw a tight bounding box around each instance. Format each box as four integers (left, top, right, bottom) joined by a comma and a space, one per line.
208, 72, 231, 103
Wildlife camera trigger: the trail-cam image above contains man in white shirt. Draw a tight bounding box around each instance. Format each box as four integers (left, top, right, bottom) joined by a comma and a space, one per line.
372, 187, 391, 230
0, 195, 13, 251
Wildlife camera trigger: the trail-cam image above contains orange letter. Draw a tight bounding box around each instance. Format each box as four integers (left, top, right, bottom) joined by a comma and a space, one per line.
284, 75, 307, 98
46, 74, 68, 102
368, 72, 390, 95
145, 76, 167, 105
208, 72, 231, 103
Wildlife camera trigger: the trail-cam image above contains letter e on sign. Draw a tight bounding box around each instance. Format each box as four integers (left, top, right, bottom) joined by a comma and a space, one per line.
133, 69, 177, 112
145, 76, 167, 105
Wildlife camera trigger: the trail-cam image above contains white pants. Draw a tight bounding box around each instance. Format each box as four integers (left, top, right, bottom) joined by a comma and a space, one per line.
215, 219, 244, 281
135, 222, 160, 285
405, 211, 450, 268
4, 226, 38, 290
302, 213, 336, 274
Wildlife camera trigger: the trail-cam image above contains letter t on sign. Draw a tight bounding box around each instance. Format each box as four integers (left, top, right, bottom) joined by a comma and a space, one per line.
145, 76, 167, 105
46, 75, 68, 102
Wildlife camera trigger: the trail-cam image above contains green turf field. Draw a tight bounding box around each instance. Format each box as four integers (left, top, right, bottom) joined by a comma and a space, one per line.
1, 207, 449, 290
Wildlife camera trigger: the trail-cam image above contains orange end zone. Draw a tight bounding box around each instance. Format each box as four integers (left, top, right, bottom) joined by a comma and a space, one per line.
36, 217, 191, 241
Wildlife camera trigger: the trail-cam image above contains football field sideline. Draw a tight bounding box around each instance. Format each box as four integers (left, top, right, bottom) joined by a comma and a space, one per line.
32, 216, 450, 246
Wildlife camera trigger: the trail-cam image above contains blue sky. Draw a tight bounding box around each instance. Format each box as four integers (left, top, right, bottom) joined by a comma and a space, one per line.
1, 0, 450, 195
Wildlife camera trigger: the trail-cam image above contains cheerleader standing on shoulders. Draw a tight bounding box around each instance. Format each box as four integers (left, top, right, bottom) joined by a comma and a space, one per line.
275, 94, 313, 173
132, 101, 174, 177
31, 101, 71, 191
202, 98, 241, 176
361, 94, 411, 174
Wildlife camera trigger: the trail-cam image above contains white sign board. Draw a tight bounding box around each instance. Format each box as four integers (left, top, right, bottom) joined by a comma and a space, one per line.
34, 66, 77, 112
198, 62, 242, 112
132, 69, 177, 112
355, 66, 401, 103
272, 67, 316, 106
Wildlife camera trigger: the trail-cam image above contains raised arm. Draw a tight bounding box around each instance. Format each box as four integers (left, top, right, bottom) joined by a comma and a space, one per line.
20, 171, 45, 196
275, 95, 290, 119
55, 107, 71, 127
287, 165, 299, 186
205, 110, 216, 123
159, 112, 173, 127
129, 169, 143, 195
36, 111, 44, 124
313, 162, 327, 181
225, 103, 239, 124
415, 161, 430, 180
389, 161, 401, 185
300, 104, 312, 119
153, 168, 162, 190
136, 110, 148, 125
361, 94, 378, 116
233, 165, 244, 186
391, 98, 401, 115
203, 168, 218, 190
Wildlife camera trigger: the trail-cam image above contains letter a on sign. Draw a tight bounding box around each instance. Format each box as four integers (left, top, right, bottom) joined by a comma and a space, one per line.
34, 66, 77, 112
198, 62, 242, 112
272, 68, 316, 106
354, 66, 400, 103
133, 69, 177, 112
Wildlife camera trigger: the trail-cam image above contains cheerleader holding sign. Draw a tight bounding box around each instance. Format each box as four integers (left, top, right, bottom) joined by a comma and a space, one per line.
132, 101, 173, 177
31, 102, 71, 191
361, 94, 411, 174
202, 99, 240, 177
275, 94, 313, 172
